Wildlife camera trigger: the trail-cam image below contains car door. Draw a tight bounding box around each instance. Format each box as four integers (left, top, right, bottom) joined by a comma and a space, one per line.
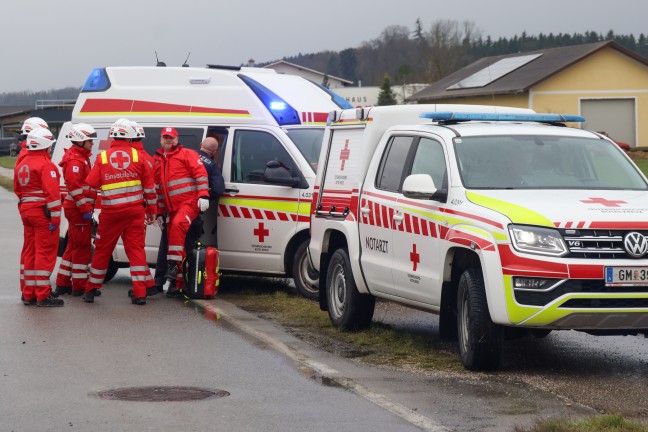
359, 135, 416, 296
391, 136, 447, 305
217, 128, 301, 273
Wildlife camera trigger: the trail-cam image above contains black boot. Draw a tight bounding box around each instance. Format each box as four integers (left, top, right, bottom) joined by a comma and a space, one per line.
164, 262, 179, 282
82, 289, 98, 303
37, 296, 65, 307
52, 286, 72, 297
146, 286, 159, 296
131, 296, 147, 305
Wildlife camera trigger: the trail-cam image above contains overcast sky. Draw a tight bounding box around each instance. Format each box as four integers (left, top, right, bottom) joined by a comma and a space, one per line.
1, 0, 646, 94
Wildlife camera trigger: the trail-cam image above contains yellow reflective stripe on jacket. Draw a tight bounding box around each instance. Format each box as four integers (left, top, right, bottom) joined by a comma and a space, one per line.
101, 180, 142, 191
100, 148, 139, 164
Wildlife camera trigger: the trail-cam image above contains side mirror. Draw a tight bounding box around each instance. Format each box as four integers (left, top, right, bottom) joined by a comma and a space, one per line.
264, 160, 302, 188
402, 174, 447, 202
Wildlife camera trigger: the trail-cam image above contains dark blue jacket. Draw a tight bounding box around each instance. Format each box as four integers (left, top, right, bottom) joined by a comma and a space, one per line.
198, 149, 225, 201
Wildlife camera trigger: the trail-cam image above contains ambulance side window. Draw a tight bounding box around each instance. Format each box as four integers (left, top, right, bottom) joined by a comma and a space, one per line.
231, 130, 296, 184
376, 136, 415, 192
410, 138, 447, 190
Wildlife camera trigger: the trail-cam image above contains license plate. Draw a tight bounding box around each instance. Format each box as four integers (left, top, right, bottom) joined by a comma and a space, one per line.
605, 267, 648, 285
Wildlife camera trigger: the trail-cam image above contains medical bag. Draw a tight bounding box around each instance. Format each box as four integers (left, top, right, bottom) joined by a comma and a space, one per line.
183, 244, 220, 299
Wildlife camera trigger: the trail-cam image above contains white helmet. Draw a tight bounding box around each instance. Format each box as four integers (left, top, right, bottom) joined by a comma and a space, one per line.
129, 120, 146, 139
109, 118, 137, 139
68, 123, 98, 143
21, 117, 48, 135
26, 127, 56, 151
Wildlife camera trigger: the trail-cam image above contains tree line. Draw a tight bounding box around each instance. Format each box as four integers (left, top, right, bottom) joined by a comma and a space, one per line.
1, 20, 647, 105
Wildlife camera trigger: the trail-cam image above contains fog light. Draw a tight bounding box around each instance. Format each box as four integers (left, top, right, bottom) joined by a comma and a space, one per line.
513, 277, 556, 290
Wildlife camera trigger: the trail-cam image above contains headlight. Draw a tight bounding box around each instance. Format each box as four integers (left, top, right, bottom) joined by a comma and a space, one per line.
508, 225, 568, 257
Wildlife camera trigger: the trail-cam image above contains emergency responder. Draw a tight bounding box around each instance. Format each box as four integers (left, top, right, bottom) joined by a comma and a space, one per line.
152, 136, 225, 293
84, 120, 157, 305
126, 120, 158, 297
14, 127, 64, 307
154, 127, 209, 297
53, 124, 98, 297
15, 117, 49, 298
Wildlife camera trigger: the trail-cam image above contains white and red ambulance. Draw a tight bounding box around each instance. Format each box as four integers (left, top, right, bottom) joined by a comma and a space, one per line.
52, 65, 352, 298
310, 105, 648, 370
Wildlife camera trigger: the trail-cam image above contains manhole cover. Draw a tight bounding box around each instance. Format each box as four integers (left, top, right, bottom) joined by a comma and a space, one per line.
97, 386, 229, 402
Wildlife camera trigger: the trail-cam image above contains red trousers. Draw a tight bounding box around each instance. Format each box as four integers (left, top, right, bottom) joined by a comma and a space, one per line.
167, 202, 200, 288
87, 206, 153, 298
55, 205, 92, 293
21, 206, 59, 301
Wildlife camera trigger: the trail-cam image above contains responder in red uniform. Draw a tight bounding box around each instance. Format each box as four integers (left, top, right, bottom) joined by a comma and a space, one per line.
154, 127, 209, 297
14, 128, 64, 307
15, 117, 49, 297
53, 123, 98, 297
84, 120, 157, 305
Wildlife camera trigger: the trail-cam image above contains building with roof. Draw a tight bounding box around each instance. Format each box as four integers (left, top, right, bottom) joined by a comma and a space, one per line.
408, 41, 648, 148
262, 60, 353, 89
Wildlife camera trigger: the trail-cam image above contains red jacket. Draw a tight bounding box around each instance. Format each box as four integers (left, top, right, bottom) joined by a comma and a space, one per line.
85, 140, 156, 214
15, 139, 27, 165
59, 145, 96, 214
154, 144, 209, 214
14, 150, 62, 225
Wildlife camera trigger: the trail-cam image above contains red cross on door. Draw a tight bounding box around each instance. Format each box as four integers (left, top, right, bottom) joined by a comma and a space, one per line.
17, 165, 30, 186
254, 222, 269, 243
110, 150, 130, 170
581, 197, 627, 208
340, 139, 350, 171
410, 244, 420, 272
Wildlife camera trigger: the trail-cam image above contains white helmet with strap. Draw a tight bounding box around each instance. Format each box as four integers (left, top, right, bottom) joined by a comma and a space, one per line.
26, 127, 56, 151
21, 117, 48, 135
68, 123, 98, 143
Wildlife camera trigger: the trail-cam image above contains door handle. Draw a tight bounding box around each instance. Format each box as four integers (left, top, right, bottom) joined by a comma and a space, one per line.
225, 186, 239, 195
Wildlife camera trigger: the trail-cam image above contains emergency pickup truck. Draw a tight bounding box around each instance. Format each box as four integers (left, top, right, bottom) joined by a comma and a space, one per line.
53, 65, 352, 299
309, 105, 648, 371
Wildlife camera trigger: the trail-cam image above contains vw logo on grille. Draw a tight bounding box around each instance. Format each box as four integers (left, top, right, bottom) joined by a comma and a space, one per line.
623, 232, 648, 258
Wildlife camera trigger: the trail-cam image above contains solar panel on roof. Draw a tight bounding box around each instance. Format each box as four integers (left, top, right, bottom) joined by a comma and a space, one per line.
447, 53, 542, 90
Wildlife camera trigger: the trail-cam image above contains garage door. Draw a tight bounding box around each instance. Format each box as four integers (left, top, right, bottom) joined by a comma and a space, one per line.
581, 98, 635, 147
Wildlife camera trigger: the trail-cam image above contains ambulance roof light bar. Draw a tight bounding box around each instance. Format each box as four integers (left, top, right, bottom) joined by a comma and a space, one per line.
420, 112, 585, 123
238, 74, 301, 126
81, 68, 111, 92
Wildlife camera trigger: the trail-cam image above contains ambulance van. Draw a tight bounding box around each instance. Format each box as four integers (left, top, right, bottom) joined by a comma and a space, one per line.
310, 105, 648, 370
53, 65, 352, 298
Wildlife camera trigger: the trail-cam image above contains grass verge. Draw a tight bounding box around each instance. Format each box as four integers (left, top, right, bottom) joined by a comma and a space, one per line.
0, 174, 13, 192
515, 414, 648, 432
0, 156, 16, 169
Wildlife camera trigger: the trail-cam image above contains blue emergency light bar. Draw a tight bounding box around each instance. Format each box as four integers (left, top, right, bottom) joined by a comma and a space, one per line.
420, 112, 585, 123
312, 82, 354, 109
81, 68, 111, 92
238, 74, 301, 126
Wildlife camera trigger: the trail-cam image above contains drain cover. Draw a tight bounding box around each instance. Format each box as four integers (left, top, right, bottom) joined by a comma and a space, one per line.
97, 386, 229, 402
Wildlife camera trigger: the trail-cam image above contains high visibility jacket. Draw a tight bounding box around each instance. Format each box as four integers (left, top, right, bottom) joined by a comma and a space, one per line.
131, 140, 155, 175
154, 144, 209, 215
85, 140, 156, 214
15, 139, 28, 165
14, 150, 62, 226
59, 144, 96, 214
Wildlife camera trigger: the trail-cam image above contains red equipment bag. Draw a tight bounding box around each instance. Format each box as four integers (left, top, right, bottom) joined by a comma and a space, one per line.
183, 245, 220, 299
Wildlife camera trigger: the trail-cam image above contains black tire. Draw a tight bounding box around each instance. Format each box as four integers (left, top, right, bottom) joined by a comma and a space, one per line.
457, 268, 503, 371
439, 282, 458, 341
326, 248, 375, 331
103, 257, 120, 284
292, 239, 319, 300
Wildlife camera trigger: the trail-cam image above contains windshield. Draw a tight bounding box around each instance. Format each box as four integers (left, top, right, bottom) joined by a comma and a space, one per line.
454, 135, 648, 190
285, 128, 324, 173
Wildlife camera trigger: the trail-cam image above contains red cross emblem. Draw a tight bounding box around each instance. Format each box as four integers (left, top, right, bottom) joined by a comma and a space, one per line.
409, 244, 420, 272
110, 150, 131, 170
254, 222, 269, 243
581, 197, 627, 208
339, 139, 350, 171
17, 165, 30, 186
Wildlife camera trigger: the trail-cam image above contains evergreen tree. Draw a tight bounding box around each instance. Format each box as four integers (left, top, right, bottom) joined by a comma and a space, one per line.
377, 74, 397, 106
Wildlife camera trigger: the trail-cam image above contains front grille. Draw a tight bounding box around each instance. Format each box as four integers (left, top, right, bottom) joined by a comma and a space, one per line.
561, 298, 648, 308
561, 229, 648, 259
514, 279, 648, 306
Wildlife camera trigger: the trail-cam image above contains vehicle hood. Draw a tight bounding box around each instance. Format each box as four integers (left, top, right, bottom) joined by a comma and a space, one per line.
465, 189, 648, 229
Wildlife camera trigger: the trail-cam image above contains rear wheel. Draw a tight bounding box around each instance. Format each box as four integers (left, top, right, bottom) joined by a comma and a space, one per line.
326, 248, 375, 331
292, 239, 319, 300
457, 268, 503, 371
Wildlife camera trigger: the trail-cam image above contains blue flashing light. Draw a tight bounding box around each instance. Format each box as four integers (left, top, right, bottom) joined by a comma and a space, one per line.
420, 112, 585, 123
238, 74, 301, 125
81, 68, 111, 92
311, 82, 354, 109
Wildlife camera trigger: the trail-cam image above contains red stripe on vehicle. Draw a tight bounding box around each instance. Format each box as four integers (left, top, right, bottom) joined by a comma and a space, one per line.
278, 212, 289, 221
241, 207, 252, 219
265, 210, 276, 220
569, 264, 604, 279
219, 204, 230, 218
498, 244, 569, 277
230, 206, 240, 218
253, 209, 263, 219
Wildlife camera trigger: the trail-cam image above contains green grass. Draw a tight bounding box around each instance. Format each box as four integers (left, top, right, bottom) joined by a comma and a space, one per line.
0, 156, 16, 169
515, 414, 648, 432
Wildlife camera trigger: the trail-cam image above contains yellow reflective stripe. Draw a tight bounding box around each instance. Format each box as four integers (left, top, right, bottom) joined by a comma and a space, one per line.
101, 180, 142, 191
466, 192, 553, 228
219, 197, 311, 215
100, 151, 107, 164
132, 147, 138, 163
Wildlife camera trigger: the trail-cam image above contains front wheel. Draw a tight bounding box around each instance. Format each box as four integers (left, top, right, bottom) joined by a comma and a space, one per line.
326, 248, 375, 331
292, 239, 319, 300
457, 268, 503, 371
